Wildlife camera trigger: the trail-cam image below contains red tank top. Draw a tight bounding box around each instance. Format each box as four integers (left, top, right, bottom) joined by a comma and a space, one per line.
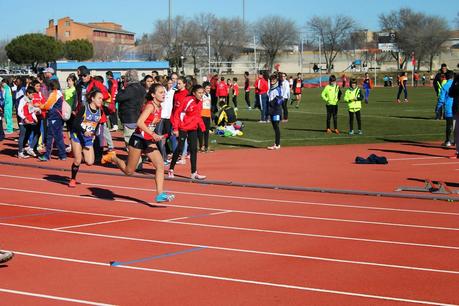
134, 101, 162, 141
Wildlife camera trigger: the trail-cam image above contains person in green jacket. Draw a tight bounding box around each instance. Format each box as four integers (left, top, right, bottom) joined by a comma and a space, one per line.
1, 79, 14, 134
343, 79, 363, 135
321, 75, 342, 134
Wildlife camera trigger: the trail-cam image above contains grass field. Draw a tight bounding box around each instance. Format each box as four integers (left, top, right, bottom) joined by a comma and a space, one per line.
214, 86, 445, 149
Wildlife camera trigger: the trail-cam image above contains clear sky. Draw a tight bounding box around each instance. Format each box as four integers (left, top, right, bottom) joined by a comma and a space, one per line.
0, 0, 457, 40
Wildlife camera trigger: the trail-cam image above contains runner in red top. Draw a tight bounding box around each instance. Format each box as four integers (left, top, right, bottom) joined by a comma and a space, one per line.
110, 84, 174, 203
293, 73, 303, 108
232, 77, 239, 110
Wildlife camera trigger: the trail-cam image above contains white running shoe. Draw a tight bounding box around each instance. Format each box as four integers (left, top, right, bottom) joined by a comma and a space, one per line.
191, 172, 206, 180
26, 147, 37, 157
18, 152, 30, 159
267, 145, 281, 150
110, 125, 119, 132
168, 169, 174, 178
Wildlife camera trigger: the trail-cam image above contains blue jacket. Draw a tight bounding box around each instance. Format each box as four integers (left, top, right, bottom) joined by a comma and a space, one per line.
437, 79, 453, 118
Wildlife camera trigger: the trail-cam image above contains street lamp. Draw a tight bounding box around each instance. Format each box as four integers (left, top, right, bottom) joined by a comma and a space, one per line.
180, 56, 185, 75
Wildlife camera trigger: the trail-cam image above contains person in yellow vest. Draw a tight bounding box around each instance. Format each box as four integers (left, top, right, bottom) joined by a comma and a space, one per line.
435, 73, 447, 120
343, 79, 363, 135
321, 75, 342, 134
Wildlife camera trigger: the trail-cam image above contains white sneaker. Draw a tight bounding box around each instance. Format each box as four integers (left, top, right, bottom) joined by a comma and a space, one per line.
191, 172, 206, 180
18, 152, 30, 159
176, 159, 186, 165
168, 169, 174, 178
443, 141, 452, 147
26, 147, 37, 157
267, 145, 280, 150
65, 145, 72, 153
110, 125, 119, 132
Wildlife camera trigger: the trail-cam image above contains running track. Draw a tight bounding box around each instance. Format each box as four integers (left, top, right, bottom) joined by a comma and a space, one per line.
1, 138, 459, 305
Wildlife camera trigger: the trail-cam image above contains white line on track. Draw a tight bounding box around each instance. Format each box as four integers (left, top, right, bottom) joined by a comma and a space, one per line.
2, 215, 459, 275
413, 162, 459, 166
9, 250, 457, 306
1, 174, 458, 218
54, 218, 135, 230
0, 186, 458, 232
389, 156, 445, 161
0, 288, 114, 306
163, 210, 232, 222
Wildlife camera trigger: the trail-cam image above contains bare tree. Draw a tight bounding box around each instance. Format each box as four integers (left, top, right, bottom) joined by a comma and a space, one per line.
308, 15, 356, 73
379, 8, 450, 71
93, 41, 128, 61
183, 20, 205, 75
137, 33, 156, 61
255, 16, 298, 71
0, 39, 10, 65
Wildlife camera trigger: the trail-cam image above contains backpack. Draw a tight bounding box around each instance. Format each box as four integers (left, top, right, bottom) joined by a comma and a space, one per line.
61, 100, 72, 121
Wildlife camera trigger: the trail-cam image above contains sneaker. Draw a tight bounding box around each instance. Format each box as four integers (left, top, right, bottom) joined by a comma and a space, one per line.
234, 107, 238, 111
65, 145, 72, 153
348, 130, 354, 135
167, 169, 174, 178
38, 155, 49, 162
443, 141, 452, 147
358, 130, 363, 135
101, 151, 116, 165
26, 147, 37, 157
176, 159, 186, 165
267, 145, 281, 150
0, 251, 14, 264
110, 125, 119, 132
68, 179, 77, 188
164, 160, 170, 166
248, 106, 252, 110
326, 128, 332, 134
334, 129, 340, 134
404, 99, 408, 103
396, 99, 401, 103
18, 152, 30, 159
59, 157, 67, 161
155, 192, 175, 203
191, 172, 206, 180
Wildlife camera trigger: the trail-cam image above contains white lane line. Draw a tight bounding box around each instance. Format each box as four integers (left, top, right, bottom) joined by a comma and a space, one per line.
164, 211, 232, 222
10, 250, 457, 306
0, 288, 114, 306
413, 162, 459, 166
1, 186, 458, 232
389, 156, 445, 161
1, 174, 458, 217
2, 221, 459, 276
54, 218, 135, 230
1, 202, 459, 252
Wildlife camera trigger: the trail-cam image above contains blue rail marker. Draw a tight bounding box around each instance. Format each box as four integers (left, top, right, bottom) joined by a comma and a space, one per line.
110, 247, 207, 267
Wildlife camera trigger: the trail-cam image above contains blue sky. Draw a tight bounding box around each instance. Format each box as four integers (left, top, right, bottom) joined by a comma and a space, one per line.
0, 0, 457, 40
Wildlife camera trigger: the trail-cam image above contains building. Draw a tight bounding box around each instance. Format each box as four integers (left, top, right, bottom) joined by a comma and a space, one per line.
46, 17, 135, 46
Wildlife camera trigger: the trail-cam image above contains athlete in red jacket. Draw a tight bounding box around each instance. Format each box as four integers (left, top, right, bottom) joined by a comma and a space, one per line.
216, 77, 229, 100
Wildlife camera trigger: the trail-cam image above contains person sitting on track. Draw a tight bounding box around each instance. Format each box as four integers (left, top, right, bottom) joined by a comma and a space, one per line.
68, 90, 104, 188
109, 84, 175, 203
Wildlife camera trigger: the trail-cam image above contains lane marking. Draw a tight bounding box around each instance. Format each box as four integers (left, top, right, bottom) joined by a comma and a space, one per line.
2, 202, 459, 252
0, 288, 113, 306
2, 221, 459, 275
164, 211, 232, 222
389, 157, 444, 161
413, 162, 459, 166
1, 186, 458, 232
11, 250, 458, 306
110, 247, 206, 267
0, 211, 60, 221
2, 174, 459, 217
54, 218, 135, 230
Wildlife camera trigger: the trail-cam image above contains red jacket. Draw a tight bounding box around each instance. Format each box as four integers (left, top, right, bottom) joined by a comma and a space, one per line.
254, 77, 268, 95
86, 80, 110, 124
23, 103, 35, 123
216, 81, 229, 97
233, 83, 239, 96
171, 89, 189, 129
107, 78, 118, 113
172, 96, 205, 132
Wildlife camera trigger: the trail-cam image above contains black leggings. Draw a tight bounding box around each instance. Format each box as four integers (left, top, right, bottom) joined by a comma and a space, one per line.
326, 105, 338, 129
232, 95, 238, 108
170, 130, 198, 173
282, 98, 288, 120
271, 118, 280, 146
349, 111, 361, 131
446, 117, 454, 143
245, 91, 250, 107
198, 117, 211, 149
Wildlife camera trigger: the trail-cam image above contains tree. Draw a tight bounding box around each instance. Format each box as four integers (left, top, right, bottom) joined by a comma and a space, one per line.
93, 41, 129, 61
379, 8, 450, 71
0, 40, 9, 65
308, 15, 356, 73
255, 16, 298, 71
5, 33, 63, 71
64, 39, 93, 61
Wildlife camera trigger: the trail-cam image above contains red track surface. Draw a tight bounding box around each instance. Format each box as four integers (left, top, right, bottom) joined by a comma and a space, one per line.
1, 135, 459, 305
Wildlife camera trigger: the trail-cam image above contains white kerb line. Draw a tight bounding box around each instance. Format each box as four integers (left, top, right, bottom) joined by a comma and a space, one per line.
54, 218, 135, 230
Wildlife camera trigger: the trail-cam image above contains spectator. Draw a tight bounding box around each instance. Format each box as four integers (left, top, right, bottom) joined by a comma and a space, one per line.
254, 71, 269, 122
244, 71, 251, 109
434, 64, 453, 96
17, 86, 40, 158
231, 77, 239, 110
449, 64, 459, 159
436, 71, 455, 147
267, 74, 283, 150
106, 71, 119, 131
1, 78, 13, 134
279, 73, 290, 122
321, 75, 342, 134
198, 81, 212, 152
343, 78, 363, 135
396, 72, 408, 103
362, 72, 371, 104
0, 85, 4, 141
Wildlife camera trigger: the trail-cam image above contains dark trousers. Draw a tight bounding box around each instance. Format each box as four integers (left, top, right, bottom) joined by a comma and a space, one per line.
326, 105, 338, 129
282, 98, 288, 120
245, 91, 251, 108
271, 118, 280, 146
45, 118, 66, 159
198, 117, 211, 149
18, 124, 39, 152
349, 111, 362, 131
397, 86, 408, 100
0, 117, 4, 141
170, 130, 198, 173
210, 91, 218, 115
109, 110, 118, 127
232, 95, 238, 108
446, 117, 454, 143
259, 93, 268, 121
156, 118, 174, 160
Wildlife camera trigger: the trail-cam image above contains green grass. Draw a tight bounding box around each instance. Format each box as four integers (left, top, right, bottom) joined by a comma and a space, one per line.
213, 87, 445, 149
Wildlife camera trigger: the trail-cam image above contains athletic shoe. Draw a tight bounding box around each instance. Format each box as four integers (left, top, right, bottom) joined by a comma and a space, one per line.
348, 130, 354, 135
59, 157, 67, 161
176, 159, 186, 165
168, 169, 174, 178
267, 145, 281, 150
248, 106, 252, 110
404, 99, 408, 103
358, 130, 363, 135
449, 154, 459, 159
155, 192, 175, 203
396, 99, 401, 103
191, 172, 206, 180
326, 128, 332, 134
334, 129, 340, 134
68, 179, 77, 188
26, 147, 37, 157
18, 152, 30, 159
65, 145, 72, 153
110, 125, 119, 132
443, 141, 452, 147
101, 151, 116, 165
38, 155, 49, 162
0, 251, 14, 264
164, 160, 170, 166
234, 107, 238, 111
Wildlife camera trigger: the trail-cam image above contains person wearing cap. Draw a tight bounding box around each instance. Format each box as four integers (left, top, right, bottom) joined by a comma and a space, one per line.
343, 79, 364, 135
106, 71, 119, 131
75, 67, 109, 113
321, 75, 342, 134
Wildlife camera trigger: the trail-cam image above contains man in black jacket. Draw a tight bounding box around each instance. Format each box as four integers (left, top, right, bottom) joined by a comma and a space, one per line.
434, 63, 454, 96
116, 70, 146, 148
449, 64, 459, 159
